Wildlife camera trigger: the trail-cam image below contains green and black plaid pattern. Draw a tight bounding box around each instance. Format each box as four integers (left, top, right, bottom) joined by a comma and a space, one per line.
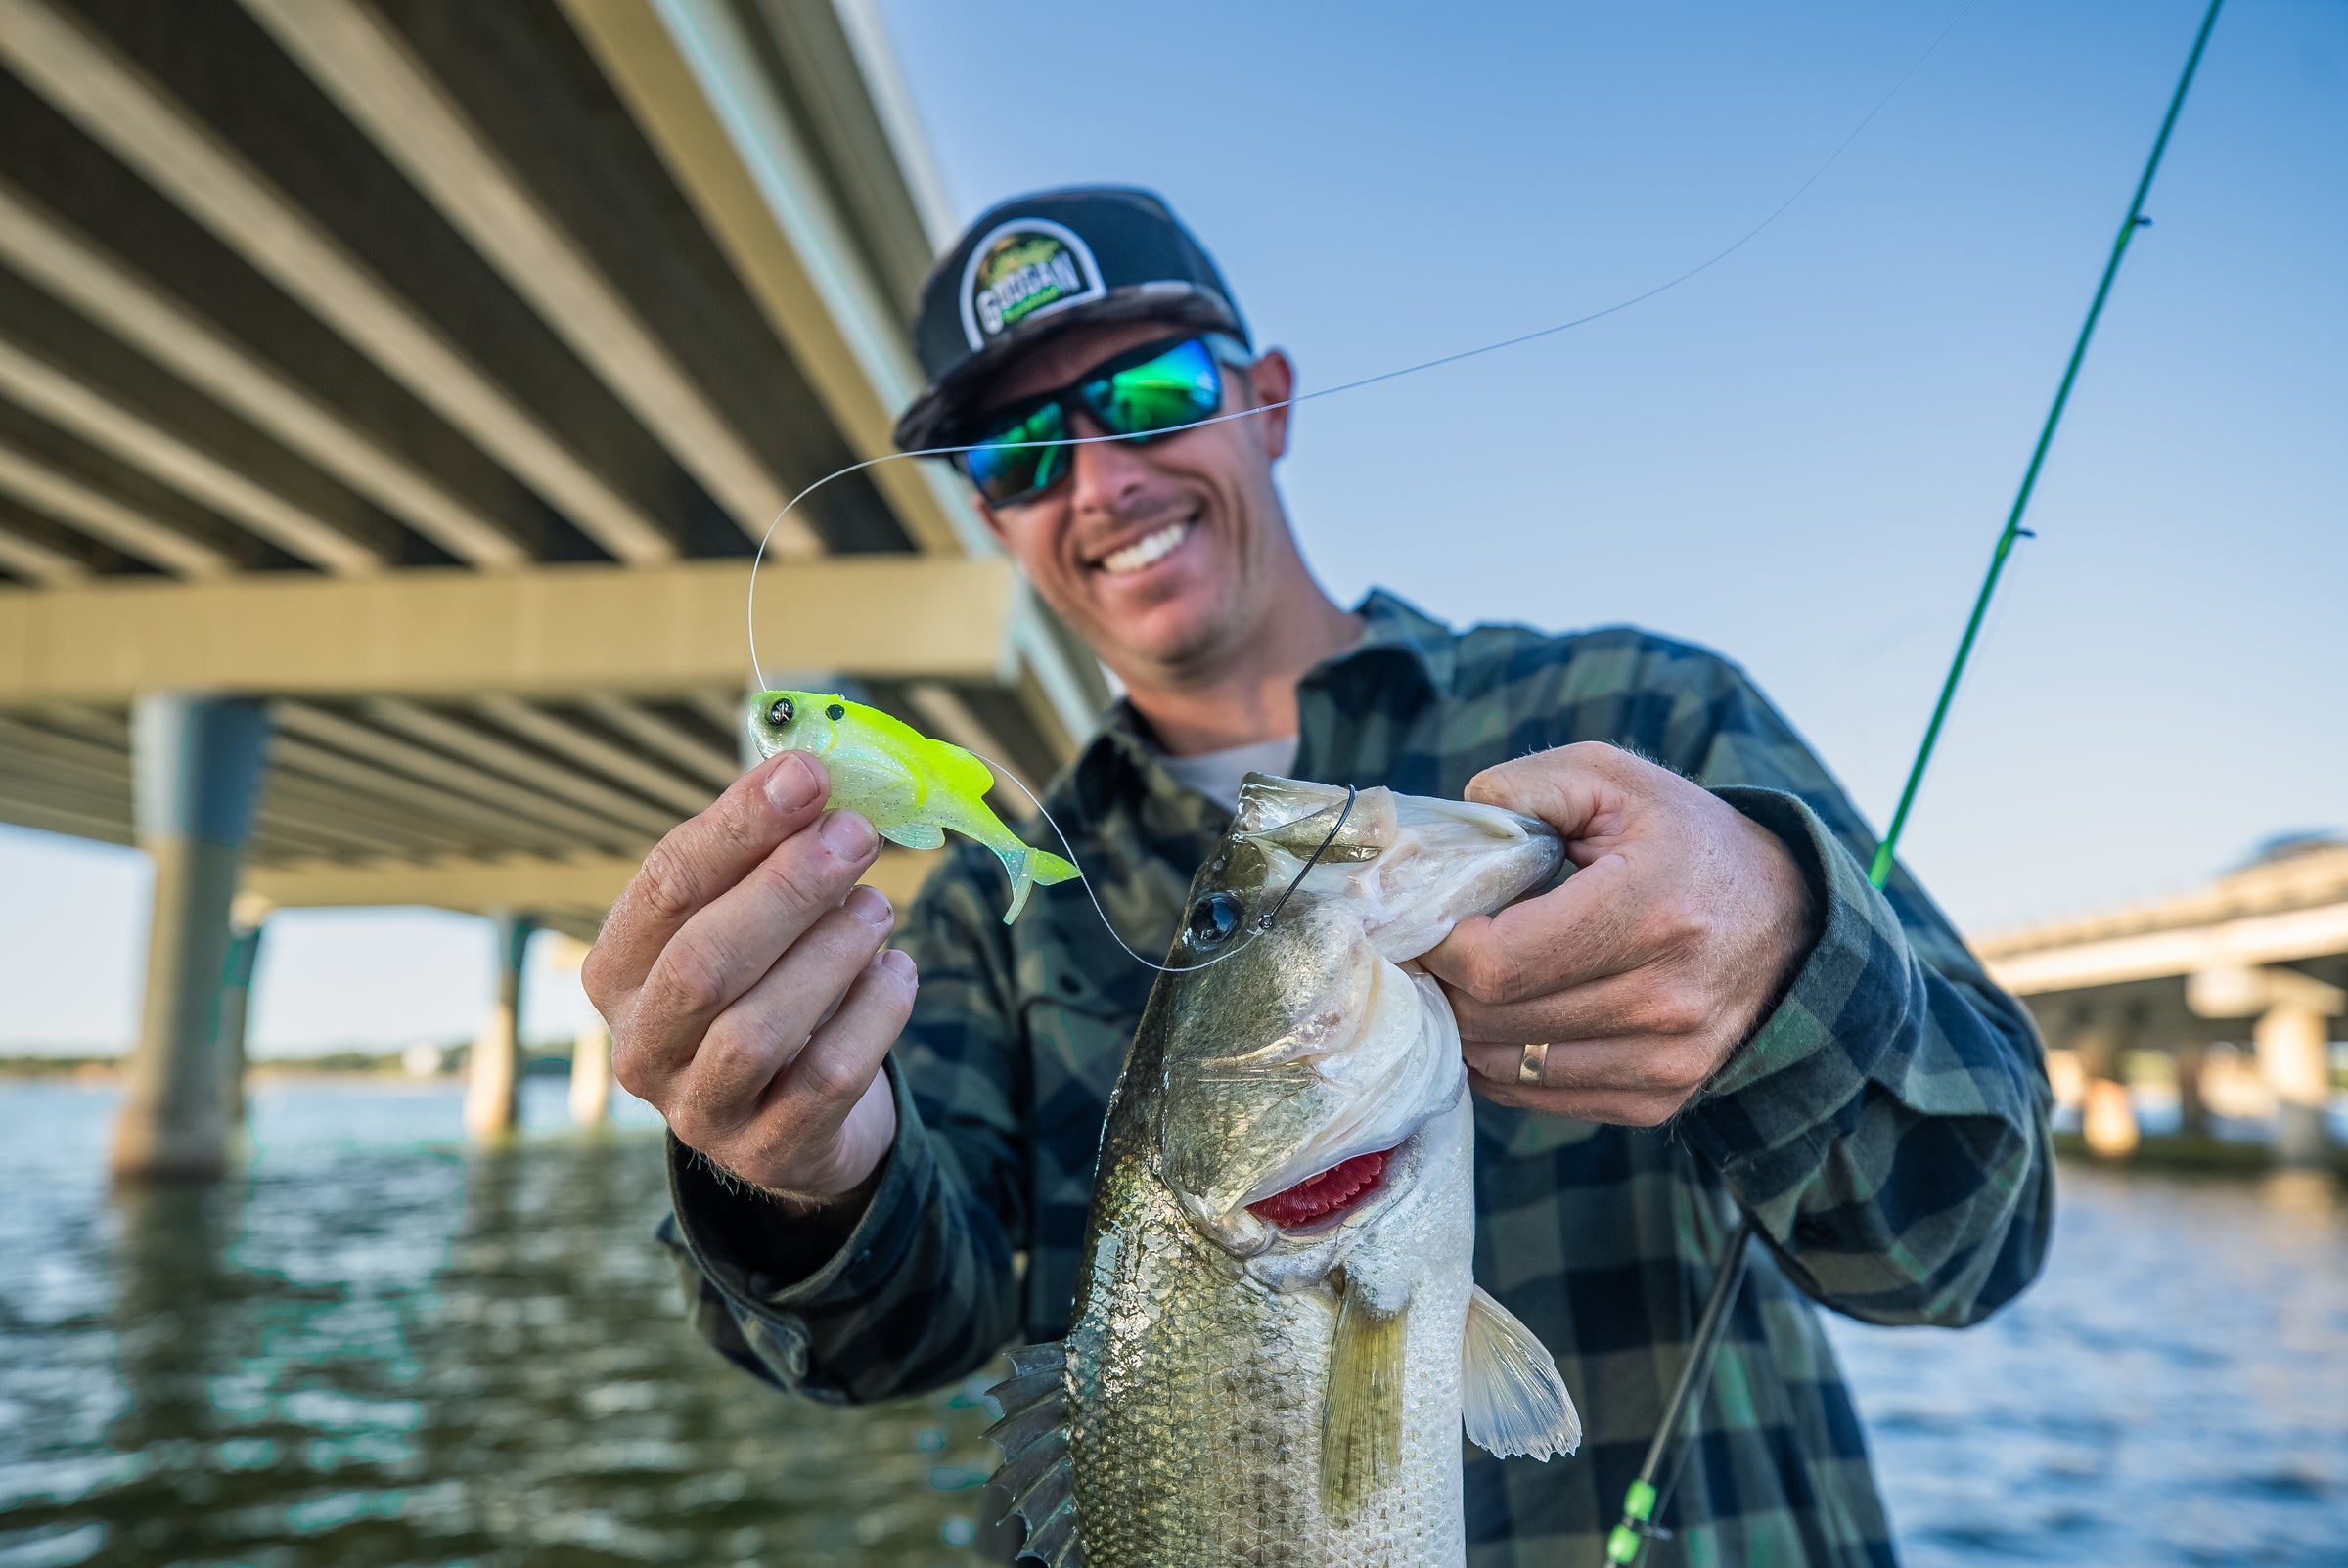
661, 592, 2054, 1567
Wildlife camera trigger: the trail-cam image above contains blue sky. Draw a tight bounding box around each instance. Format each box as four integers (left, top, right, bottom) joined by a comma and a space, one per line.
2, 0, 2340, 1053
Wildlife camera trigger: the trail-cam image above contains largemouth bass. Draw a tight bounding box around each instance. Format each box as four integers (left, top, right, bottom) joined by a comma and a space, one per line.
988, 776, 1581, 1567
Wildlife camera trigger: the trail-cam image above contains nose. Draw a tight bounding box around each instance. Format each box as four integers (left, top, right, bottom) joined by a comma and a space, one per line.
1062, 410, 1157, 516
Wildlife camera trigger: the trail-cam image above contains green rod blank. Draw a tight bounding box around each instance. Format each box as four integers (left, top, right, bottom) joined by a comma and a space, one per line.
1867, 0, 2227, 888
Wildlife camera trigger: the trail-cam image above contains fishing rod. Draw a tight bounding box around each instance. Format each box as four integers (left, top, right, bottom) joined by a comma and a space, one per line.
1603, 1, 2227, 1561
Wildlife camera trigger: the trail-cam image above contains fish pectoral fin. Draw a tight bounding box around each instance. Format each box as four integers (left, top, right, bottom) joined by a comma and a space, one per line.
1321, 1279, 1408, 1516
983, 1341, 1084, 1567
878, 819, 946, 850
1461, 1283, 1581, 1461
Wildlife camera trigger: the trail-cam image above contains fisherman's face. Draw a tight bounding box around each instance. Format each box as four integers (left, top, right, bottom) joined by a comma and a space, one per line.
971, 320, 1296, 684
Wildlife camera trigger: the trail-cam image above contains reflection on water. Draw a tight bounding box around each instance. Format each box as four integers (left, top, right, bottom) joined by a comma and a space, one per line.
2, 1082, 2344, 1567
0, 1082, 997, 1567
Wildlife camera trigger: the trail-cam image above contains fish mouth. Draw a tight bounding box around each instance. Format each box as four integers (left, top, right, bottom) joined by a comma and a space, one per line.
1244, 1146, 1397, 1233
1227, 1084, 1455, 1247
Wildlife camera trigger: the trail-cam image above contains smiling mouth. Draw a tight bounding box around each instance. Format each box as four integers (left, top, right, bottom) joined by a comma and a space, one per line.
1093, 517, 1193, 576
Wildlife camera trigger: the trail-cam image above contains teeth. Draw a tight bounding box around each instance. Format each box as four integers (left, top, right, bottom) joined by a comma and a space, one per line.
1098, 521, 1190, 575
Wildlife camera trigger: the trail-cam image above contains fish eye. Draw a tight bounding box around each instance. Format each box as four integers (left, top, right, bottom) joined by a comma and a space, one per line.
1185, 890, 1245, 949
766, 696, 793, 727
825, 703, 846, 722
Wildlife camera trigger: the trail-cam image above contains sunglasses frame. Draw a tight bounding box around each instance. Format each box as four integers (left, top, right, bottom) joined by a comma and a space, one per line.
950, 333, 1255, 507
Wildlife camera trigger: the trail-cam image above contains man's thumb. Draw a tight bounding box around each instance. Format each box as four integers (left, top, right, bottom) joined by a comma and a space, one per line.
1462, 744, 1614, 841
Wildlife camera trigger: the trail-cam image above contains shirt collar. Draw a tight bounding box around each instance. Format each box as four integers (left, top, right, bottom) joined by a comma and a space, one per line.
1054, 587, 1461, 814
1339, 587, 1459, 698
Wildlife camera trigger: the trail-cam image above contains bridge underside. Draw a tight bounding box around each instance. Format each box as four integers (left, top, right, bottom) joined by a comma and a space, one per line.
0, 0, 1104, 944
0, 0, 1106, 1167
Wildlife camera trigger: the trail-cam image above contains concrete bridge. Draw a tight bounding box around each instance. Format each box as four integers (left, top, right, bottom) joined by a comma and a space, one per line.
0, 0, 1103, 1177
1975, 837, 2348, 1166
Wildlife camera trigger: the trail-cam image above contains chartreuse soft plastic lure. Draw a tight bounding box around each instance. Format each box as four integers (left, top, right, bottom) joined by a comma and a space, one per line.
747, 691, 1078, 923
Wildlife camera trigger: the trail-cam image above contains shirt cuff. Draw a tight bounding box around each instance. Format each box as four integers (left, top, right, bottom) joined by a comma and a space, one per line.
665, 1053, 938, 1322
1677, 786, 1908, 1184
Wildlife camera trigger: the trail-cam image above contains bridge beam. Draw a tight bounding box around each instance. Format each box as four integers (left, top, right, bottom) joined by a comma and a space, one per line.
0, 556, 1022, 703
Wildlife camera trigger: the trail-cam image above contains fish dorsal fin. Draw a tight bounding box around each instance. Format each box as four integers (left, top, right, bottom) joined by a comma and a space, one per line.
984, 1341, 1084, 1567
918, 736, 999, 801
1461, 1284, 1581, 1460
1322, 1277, 1407, 1515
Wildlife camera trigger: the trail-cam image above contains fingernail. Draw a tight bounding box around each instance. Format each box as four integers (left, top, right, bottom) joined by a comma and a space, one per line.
765, 752, 821, 811
881, 948, 916, 981
845, 885, 892, 926
820, 808, 878, 858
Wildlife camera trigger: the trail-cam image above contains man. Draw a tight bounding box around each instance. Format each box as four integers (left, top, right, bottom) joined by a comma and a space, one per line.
585, 188, 2052, 1565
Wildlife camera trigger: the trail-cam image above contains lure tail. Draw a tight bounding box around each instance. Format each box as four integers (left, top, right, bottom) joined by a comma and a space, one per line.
997, 843, 1081, 924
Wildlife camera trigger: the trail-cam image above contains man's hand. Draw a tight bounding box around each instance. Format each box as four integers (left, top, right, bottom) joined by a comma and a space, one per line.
1422, 743, 1818, 1126
584, 751, 917, 1204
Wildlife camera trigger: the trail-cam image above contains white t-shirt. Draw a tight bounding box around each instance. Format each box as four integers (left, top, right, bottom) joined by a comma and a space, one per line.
1158, 735, 1299, 813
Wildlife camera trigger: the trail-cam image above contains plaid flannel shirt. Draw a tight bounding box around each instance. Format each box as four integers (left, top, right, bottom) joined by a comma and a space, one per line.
659, 591, 2054, 1567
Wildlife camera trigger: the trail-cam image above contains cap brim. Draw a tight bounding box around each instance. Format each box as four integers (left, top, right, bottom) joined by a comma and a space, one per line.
893, 284, 1245, 454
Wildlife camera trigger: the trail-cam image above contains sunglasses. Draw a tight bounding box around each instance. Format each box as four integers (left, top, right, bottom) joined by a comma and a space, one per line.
953, 335, 1250, 507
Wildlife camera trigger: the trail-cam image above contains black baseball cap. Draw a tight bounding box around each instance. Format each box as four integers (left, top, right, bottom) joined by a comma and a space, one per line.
893, 187, 1249, 452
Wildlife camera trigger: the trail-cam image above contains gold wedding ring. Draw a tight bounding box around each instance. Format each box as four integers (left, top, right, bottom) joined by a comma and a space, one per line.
1517, 1042, 1550, 1086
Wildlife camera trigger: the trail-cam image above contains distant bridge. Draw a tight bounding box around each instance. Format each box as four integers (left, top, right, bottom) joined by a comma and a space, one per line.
1976, 839, 2348, 1165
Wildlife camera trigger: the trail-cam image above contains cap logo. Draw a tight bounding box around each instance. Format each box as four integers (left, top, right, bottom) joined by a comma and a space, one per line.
959, 218, 1106, 350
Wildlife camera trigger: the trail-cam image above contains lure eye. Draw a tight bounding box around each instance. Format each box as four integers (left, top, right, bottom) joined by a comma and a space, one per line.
766, 696, 793, 728
1185, 890, 1245, 949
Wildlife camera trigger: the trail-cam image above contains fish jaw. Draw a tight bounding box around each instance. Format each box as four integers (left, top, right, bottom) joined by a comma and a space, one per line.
1168, 960, 1470, 1287
1241, 1071, 1473, 1299
1352, 793, 1563, 965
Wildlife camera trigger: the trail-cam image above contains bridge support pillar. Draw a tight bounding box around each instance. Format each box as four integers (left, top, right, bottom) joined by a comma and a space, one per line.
2072, 1023, 2139, 1158
2191, 965, 2342, 1169
2256, 1002, 2335, 1167
463, 912, 534, 1139
112, 694, 271, 1183
570, 1017, 612, 1125
2173, 1041, 2210, 1137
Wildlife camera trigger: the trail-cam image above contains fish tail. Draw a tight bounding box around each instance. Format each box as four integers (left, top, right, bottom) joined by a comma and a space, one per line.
994, 841, 1081, 925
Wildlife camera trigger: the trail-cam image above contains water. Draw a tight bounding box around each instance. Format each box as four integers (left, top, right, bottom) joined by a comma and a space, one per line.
2, 1082, 2343, 1567
1822, 1166, 2348, 1567
0, 1082, 1000, 1568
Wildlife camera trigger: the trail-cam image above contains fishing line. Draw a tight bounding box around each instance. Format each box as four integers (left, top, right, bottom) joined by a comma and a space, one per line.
1607, 2, 2230, 1561
976, 763, 1358, 975
743, 0, 1976, 689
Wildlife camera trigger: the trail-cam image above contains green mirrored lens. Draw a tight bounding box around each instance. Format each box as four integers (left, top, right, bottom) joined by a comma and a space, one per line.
1083, 338, 1222, 438
965, 400, 1067, 503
